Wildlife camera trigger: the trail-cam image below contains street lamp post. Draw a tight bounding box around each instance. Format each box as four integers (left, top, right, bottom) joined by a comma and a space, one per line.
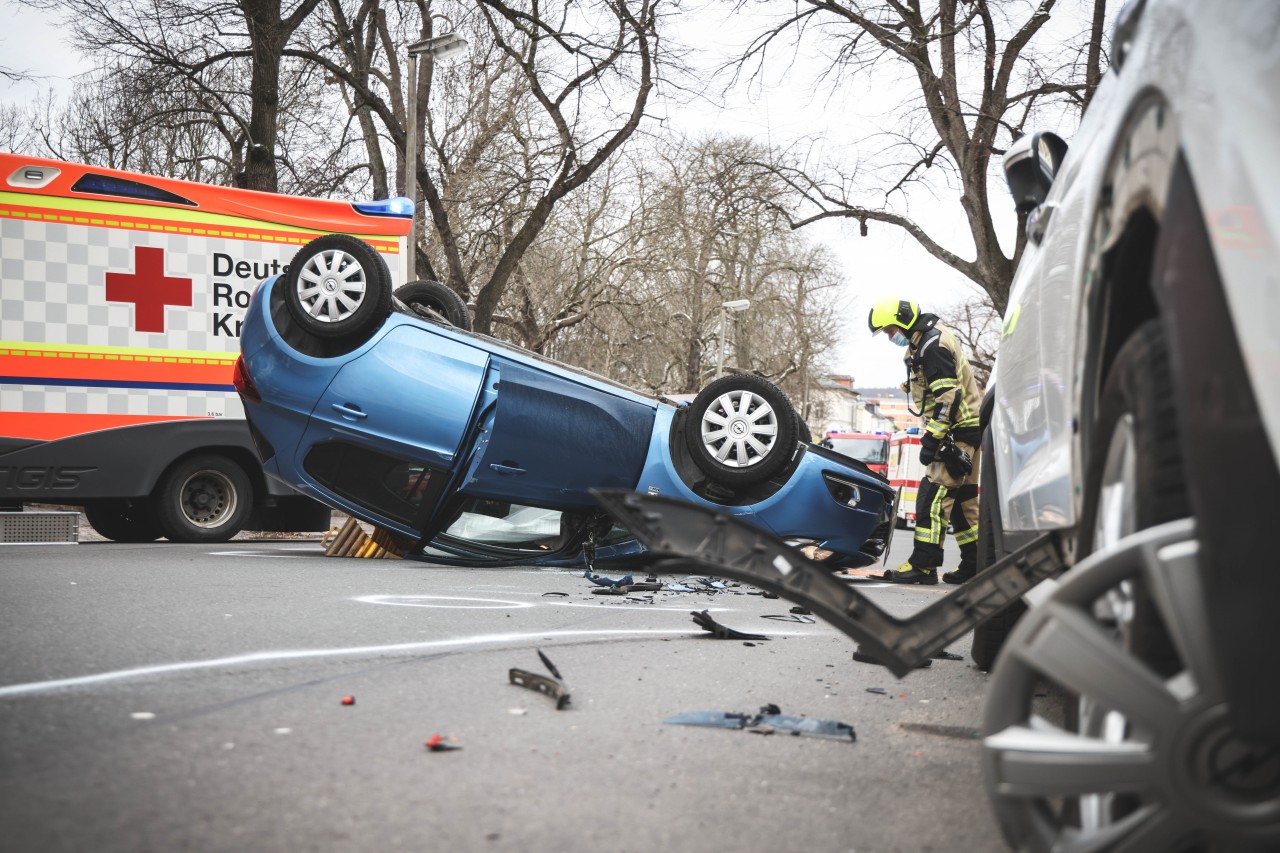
404, 32, 468, 278
715, 298, 751, 379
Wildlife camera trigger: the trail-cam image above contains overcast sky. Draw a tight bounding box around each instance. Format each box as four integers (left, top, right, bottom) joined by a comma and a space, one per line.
0, 0, 1018, 387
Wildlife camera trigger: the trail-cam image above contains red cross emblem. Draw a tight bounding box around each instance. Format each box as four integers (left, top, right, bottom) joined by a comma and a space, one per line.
105, 246, 193, 333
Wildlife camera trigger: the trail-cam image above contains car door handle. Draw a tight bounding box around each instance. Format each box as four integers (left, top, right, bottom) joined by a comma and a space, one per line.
331, 403, 368, 421
489, 464, 526, 476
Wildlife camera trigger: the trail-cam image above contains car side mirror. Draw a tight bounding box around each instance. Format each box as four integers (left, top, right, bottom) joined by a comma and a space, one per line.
1003, 131, 1069, 215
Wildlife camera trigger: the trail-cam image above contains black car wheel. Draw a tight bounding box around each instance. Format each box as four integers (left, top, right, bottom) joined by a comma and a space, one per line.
395, 280, 472, 331
154, 454, 253, 543
83, 499, 162, 542
684, 374, 797, 488
283, 234, 392, 342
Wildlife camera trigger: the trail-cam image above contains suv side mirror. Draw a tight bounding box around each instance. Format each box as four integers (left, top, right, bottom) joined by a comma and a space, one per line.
1002, 131, 1069, 215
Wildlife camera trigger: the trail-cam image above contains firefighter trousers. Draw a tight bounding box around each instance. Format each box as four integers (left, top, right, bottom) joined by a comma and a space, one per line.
910, 440, 981, 571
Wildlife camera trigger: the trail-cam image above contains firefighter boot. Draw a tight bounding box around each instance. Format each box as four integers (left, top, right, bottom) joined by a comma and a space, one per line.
943, 564, 976, 585
882, 560, 938, 585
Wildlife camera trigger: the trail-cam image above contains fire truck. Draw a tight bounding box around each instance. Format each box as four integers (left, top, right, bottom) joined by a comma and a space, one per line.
818, 431, 890, 477
886, 429, 925, 528
0, 153, 412, 541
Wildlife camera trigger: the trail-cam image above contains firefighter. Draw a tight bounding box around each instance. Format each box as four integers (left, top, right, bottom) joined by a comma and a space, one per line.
868, 296, 983, 584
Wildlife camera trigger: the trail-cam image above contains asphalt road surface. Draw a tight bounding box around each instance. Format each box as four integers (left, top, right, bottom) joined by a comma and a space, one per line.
1, 527, 1010, 853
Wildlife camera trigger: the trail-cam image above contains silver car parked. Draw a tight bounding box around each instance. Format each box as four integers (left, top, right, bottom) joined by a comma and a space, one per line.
978, 0, 1280, 849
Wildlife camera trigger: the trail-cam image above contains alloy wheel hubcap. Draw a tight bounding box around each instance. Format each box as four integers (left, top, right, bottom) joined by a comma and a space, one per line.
700, 390, 778, 468
297, 249, 366, 322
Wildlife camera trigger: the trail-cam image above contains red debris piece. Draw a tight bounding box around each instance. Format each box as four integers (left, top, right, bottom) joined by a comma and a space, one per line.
341, 696, 355, 706
424, 734, 460, 752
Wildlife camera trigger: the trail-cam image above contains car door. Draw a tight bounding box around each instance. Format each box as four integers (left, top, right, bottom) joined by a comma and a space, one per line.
456, 358, 657, 510
301, 323, 489, 471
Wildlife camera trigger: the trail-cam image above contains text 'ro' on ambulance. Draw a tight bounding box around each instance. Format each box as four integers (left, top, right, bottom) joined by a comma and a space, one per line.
0, 152, 411, 542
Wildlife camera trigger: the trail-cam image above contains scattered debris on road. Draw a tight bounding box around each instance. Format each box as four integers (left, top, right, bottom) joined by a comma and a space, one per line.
340, 696, 355, 706
424, 734, 461, 752
899, 722, 981, 740
691, 609, 768, 641
509, 650, 571, 709
665, 705, 855, 741
583, 571, 632, 587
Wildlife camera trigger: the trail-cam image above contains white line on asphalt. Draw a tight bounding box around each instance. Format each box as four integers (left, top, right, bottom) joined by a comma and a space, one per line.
0, 627, 810, 699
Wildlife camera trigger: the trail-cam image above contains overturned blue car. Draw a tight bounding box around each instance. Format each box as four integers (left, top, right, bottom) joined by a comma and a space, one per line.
234, 234, 895, 567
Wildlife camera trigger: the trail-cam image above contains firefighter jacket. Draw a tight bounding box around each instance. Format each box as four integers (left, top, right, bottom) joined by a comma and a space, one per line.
903, 314, 983, 445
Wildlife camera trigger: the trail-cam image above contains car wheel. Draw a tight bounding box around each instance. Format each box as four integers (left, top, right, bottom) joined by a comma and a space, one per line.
395, 280, 472, 331
83, 499, 162, 542
981, 521, 1280, 852
154, 455, 253, 543
972, 425, 1024, 671
283, 234, 392, 342
683, 374, 797, 488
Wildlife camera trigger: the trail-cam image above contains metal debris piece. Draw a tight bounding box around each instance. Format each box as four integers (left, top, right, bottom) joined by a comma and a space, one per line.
789, 605, 812, 615
536, 649, 563, 681
591, 586, 628, 595
866, 687, 888, 695
626, 582, 664, 592
695, 578, 727, 589
509, 652, 571, 709
541, 591, 569, 597
664, 708, 855, 741
691, 609, 768, 641
664, 583, 695, 592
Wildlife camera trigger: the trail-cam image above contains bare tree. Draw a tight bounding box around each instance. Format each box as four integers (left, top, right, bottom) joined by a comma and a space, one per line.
735, 0, 1109, 315
22, 0, 326, 191
937, 292, 999, 389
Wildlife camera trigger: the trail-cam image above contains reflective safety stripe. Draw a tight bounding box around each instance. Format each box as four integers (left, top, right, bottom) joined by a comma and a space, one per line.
929, 377, 957, 392
954, 525, 980, 546
1, 411, 198, 441
914, 484, 948, 545
1, 342, 235, 389
924, 419, 948, 437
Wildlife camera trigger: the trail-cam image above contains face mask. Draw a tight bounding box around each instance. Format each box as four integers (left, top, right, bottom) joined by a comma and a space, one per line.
890, 330, 910, 347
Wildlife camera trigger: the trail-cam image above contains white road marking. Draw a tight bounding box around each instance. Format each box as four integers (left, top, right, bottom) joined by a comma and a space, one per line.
0, 627, 819, 699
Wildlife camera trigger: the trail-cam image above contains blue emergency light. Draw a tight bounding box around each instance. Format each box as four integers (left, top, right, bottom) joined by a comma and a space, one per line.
352, 196, 415, 218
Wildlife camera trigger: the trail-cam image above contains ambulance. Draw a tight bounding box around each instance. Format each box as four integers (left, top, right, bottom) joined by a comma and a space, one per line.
0, 153, 412, 541
886, 429, 924, 528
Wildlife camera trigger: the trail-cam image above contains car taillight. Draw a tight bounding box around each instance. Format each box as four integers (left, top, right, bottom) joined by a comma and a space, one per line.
233, 356, 261, 403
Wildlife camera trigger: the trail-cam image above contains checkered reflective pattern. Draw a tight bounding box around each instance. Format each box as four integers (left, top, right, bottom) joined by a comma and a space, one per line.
1, 218, 295, 420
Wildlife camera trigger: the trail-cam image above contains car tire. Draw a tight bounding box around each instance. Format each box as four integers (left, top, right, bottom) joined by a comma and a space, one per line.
684, 374, 797, 488
283, 234, 392, 342
83, 499, 163, 542
1075, 319, 1189, 675
971, 426, 1023, 671
395, 280, 472, 331
154, 454, 253, 543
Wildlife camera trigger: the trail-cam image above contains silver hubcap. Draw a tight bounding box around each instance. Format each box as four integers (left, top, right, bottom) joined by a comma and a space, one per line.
983, 521, 1280, 851
699, 389, 778, 468
180, 469, 238, 529
297, 249, 367, 322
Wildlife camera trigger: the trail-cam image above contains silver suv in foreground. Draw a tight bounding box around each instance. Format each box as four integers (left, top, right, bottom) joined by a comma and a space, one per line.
978, 0, 1280, 848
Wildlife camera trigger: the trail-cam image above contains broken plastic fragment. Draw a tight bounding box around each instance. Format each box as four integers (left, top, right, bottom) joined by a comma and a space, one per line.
424, 734, 461, 752
664, 583, 695, 592
341, 696, 355, 706
691, 609, 768, 641
583, 570, 633, 587
130, 712, 156, 720
664, 709, 855, 741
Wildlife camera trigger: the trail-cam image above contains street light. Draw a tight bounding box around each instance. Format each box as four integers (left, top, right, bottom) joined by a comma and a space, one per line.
715, 298, 751, 378
404, 32, 469, 278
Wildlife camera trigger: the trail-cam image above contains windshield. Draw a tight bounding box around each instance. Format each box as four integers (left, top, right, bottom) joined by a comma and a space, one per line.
825, 437, 889, 465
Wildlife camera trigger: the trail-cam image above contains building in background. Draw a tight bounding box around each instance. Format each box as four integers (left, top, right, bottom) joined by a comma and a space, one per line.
856, 386, 919, 432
